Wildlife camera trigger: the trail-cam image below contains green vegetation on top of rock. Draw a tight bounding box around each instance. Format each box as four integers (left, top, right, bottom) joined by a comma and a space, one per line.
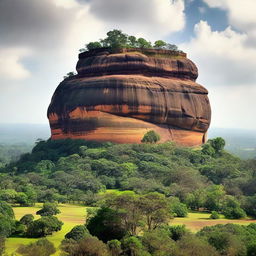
79, 29, 181, 53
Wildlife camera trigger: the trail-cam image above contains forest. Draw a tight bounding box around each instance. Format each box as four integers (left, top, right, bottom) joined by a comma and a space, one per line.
0, 136, 256, 255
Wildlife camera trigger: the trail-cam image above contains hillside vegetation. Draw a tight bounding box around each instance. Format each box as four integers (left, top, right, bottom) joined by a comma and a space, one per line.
1, 138, 256, 255
1, 138, 256, 217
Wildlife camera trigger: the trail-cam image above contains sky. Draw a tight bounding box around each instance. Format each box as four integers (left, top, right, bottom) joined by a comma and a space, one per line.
0, 0, 256, 130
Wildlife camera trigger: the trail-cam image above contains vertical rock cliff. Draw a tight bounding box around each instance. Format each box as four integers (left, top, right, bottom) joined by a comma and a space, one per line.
47, 48, 211, 146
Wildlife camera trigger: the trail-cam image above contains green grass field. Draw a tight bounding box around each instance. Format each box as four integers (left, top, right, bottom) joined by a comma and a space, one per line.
6, 204, 256, 255
172, 211, 256, 232
6, 204, 86, 256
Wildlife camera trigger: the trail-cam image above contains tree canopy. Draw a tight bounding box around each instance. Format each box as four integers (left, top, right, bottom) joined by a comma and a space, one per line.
79, 29, 180, 52
141, 130, 161, 144
36, 202, 60, 216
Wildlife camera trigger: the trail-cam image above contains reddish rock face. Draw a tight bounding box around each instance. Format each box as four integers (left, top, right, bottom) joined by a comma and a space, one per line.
47, 48, 211, 146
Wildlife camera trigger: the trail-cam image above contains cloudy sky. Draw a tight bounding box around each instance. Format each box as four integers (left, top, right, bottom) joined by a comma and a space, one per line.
0, 0, 255, 130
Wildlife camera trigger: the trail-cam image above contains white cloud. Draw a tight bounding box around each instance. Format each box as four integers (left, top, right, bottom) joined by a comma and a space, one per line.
52, 0, 80, 9
203, 0, 256, 39
87, 0, 185, 39
0, 0, 185, 123
0, 0, 108, 123
181, 21, 256, 86
181, 20, 256, 129
0, 48, 31, 80
192, 1, 256, 129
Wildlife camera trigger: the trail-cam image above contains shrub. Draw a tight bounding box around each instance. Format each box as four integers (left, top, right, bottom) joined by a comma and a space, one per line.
79, 29, 179, 52
222, 196, 246, 219
201, 143, 215, 156
0, 202, 14, 219
17, 238, 56, 256
197, 224, 248, 255
170, 202, 188, 217
36, 202, 60, 216
65, 225, 89, 241
86, 42, 102, 51
141, 130, 161, 144
27, 216, 63, 238
0, 216, 15, 237
13, 221, 26, 236
177, 235, 218, 256
168, 225, 189, 241
223, 207, 246, 219
142, 228, 176, 255
61, 236, 109, 256
121, 236, 147, 256
87, 207, 126, 242
210, 211, 220, 219
209, 137, 225, 155
20, 214, 34, 226
107, 239, 122, 256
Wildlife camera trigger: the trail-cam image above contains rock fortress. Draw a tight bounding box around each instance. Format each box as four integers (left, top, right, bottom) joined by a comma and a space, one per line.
48, 48, 211, 146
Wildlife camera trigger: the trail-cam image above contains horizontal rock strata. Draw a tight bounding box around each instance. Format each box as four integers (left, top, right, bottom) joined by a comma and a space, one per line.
48, 48, 211, 146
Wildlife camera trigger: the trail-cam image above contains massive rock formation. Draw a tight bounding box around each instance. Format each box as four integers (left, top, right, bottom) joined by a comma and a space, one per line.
47, 48, 211, 146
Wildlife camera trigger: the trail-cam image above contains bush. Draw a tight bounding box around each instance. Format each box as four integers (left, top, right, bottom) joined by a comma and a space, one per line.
20, 214, 34, 226
87, 207, 126, 242
79, 29, 179, 52
247, 242, 256, 256
17, 238, 56, 256
61, 236, 109, 256
65, 225, 89, 241
177, 235, 218, 256
209, 137, 225, 154
197, 224, 248, 255
107, 239, 122, 256
0, 216, 15, 237
242, 195, 256, 218
210, 211, 220, 219
121, 236, 148, 256
36, 202, 60, 216
13, 221, 26, 236
141, 130, 160, 144
142, 228, 176, 255
201, 143, 215, 157
168, 225, 189, 241
27, 216, 63, 238
0, 202, 14, 219
170, 202, 188, 217
86, 42, 102, 51
222, 196, 246, 219
223, 207, 246, 219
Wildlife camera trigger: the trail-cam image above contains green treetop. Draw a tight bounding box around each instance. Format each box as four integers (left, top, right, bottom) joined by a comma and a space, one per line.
79, 29, 180, 52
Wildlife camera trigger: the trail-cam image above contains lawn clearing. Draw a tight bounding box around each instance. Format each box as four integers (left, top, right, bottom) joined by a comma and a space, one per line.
6, 204, 86, 256
98, 189, 134, 195
172, 211, 256, 232
6, 205, 256, 255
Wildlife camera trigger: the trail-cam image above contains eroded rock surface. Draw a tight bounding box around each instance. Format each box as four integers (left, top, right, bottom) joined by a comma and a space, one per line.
48, 48, 211, 146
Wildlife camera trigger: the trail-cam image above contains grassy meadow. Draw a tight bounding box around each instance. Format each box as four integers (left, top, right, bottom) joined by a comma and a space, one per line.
5, 203, 256, 255
172, 211, 256, 232
6, 204, 86, 256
